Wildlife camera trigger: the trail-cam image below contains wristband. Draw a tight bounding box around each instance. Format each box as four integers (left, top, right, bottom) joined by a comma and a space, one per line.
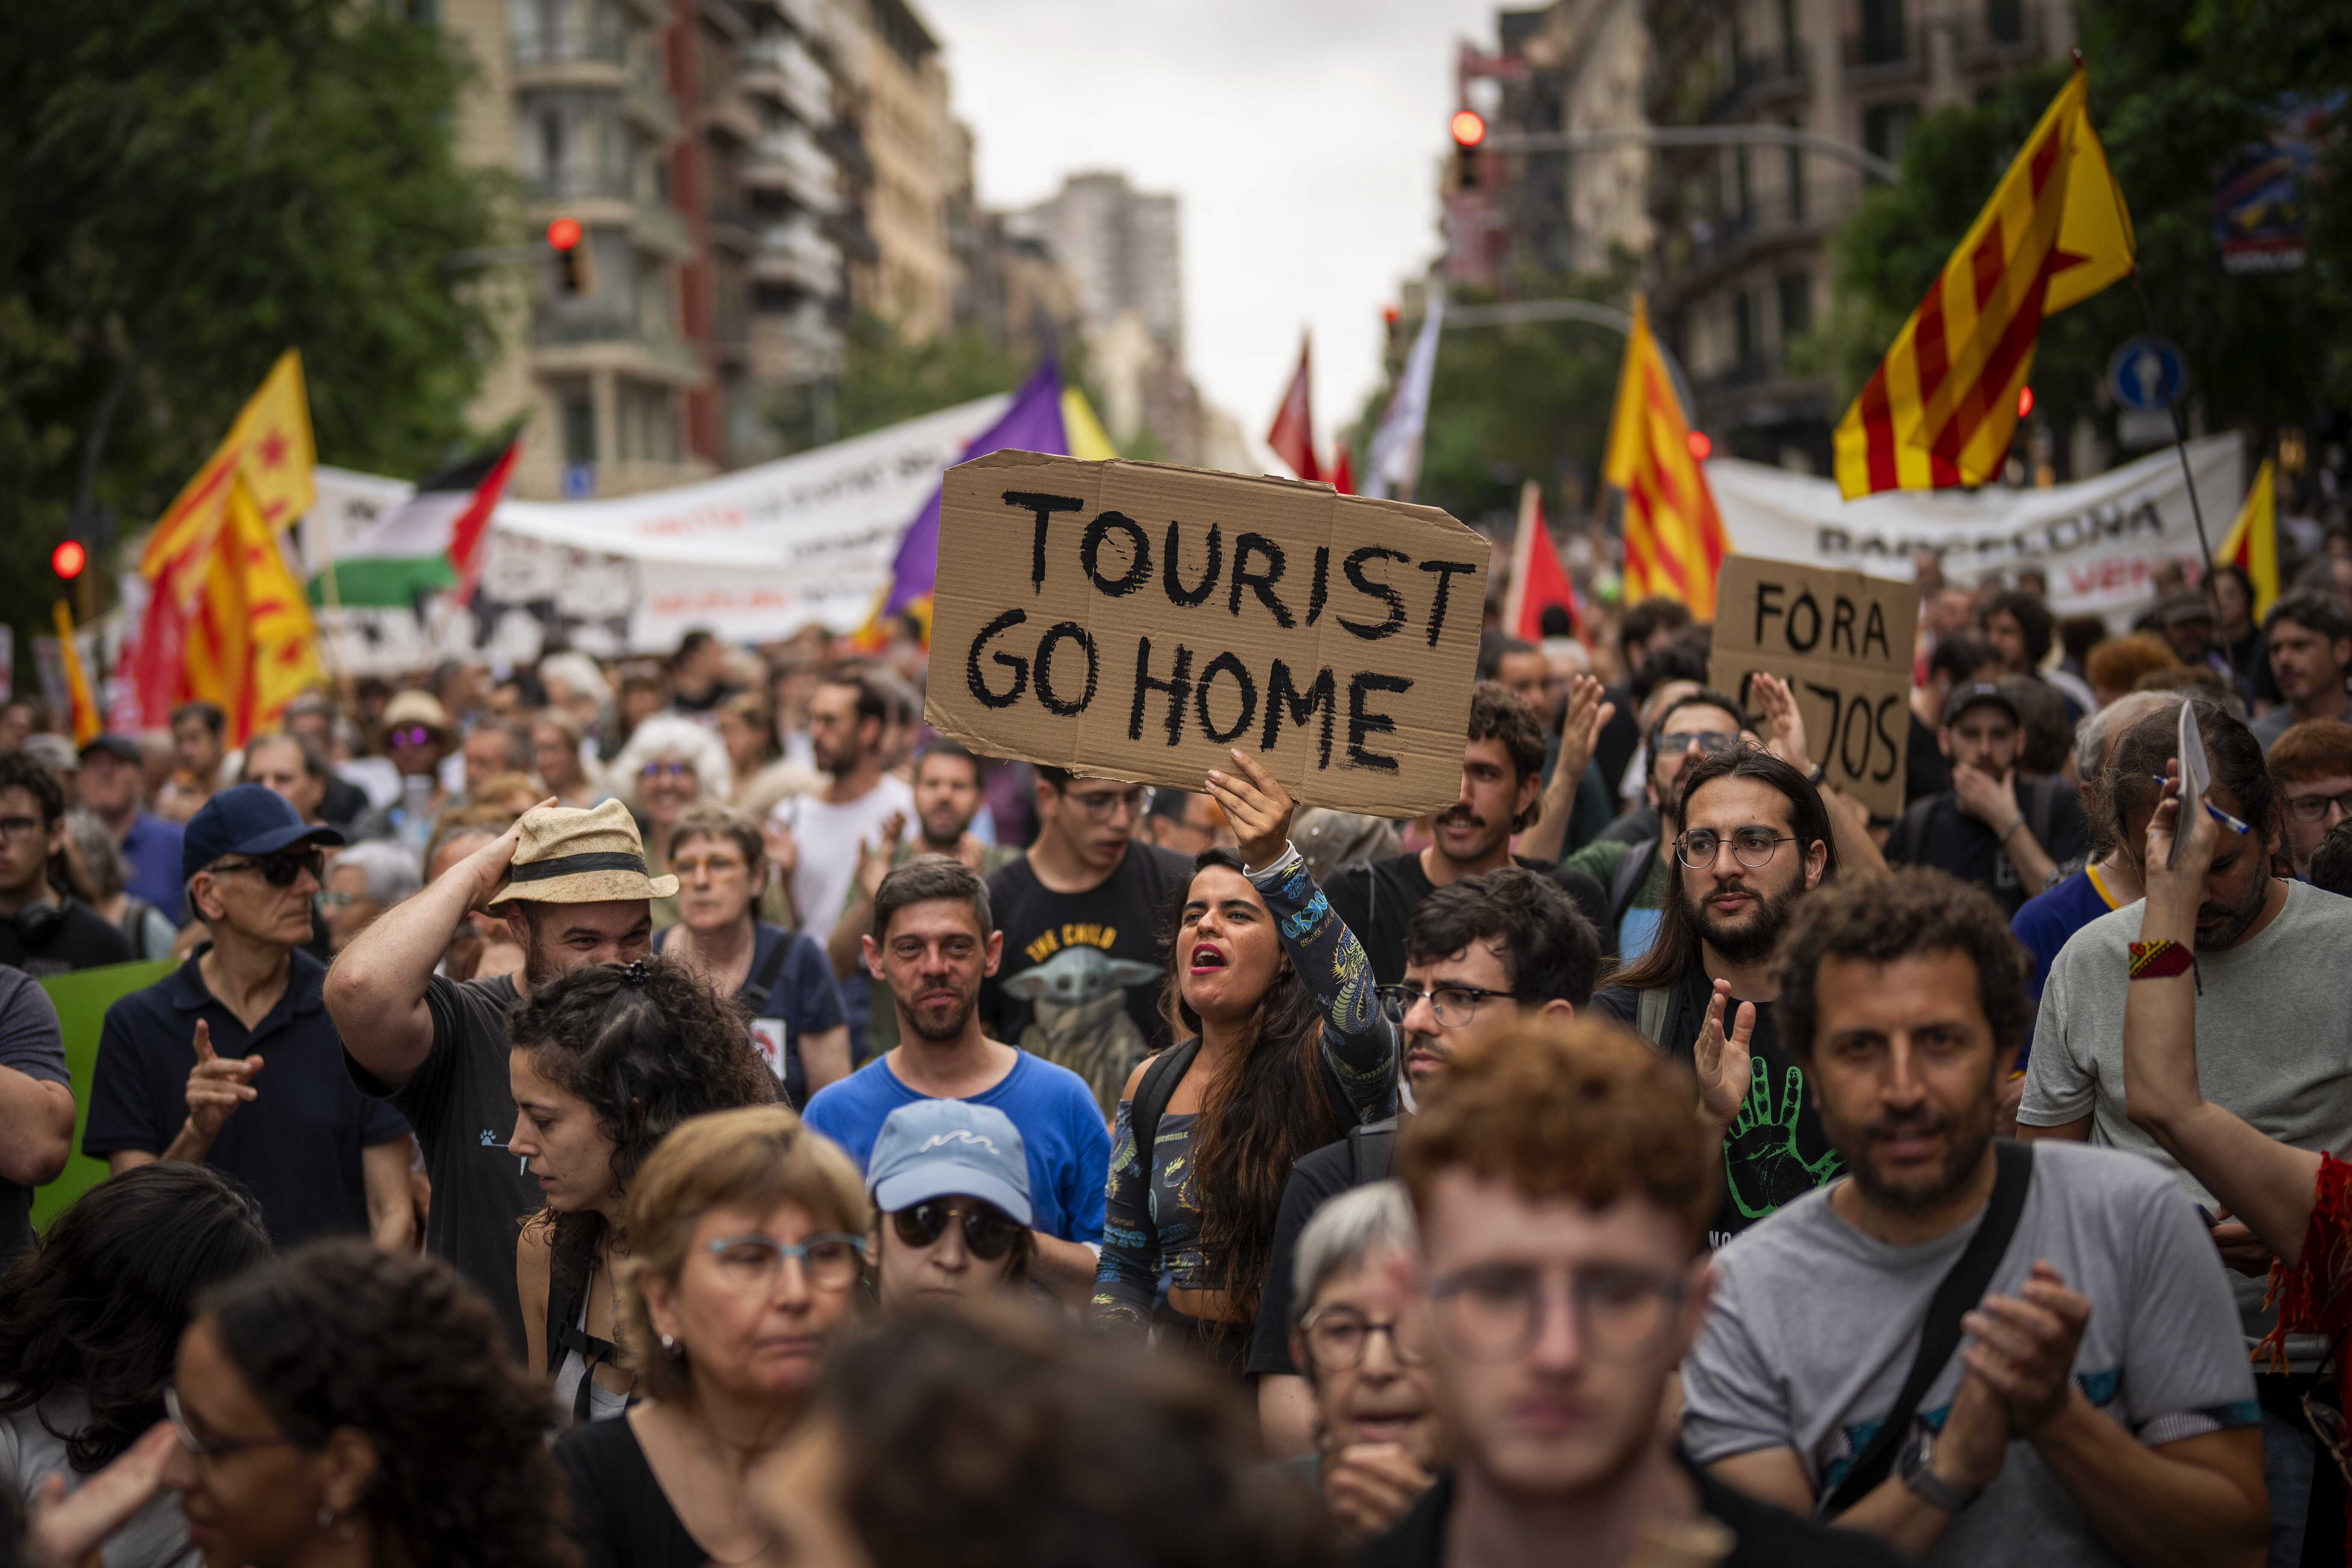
1999, 816, 2027, 843
2128, 939, 2195, 980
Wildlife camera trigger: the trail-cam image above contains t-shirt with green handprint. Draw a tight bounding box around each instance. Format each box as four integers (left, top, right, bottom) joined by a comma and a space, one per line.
1593, 969, 1842, 1248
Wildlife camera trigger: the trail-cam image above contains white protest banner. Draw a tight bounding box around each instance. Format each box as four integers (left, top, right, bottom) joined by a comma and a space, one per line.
1708, 557, 1922, 818
1708, 436, 2243, 626
927, 451, 1489, 816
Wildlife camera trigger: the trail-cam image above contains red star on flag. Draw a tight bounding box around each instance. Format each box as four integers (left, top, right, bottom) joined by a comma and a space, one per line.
257, 430, 289, 470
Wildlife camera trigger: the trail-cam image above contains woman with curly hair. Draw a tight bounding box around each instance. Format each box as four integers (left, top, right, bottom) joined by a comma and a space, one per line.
556, 1105, 870, 1568
510, 958, 777, 1429
1092, 750, 1396, 1376
0, 1165, 271, 1568
160, 1239, 572, 1568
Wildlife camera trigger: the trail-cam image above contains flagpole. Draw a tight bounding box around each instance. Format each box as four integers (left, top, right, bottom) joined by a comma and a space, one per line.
308, 500, 364, 719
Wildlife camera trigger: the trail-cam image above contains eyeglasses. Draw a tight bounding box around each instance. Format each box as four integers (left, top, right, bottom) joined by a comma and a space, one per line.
891, 1201, 1024, 1261
705, 1231, 866, 1292
1063, 785, 1152, 821
674, 853, 748, 878
163, 1385, 300, 1463
2287, 788, 2352, 825
210, 847, 325, 887
314, 890, 357, 909
1372, 983, 1518, 1028
1674, 827, 1797, 870
641, 761, 695, 780
1297, 1304, 1429, 1371
386, 726, 437, 749
0, 815, 43, 843
1655, 729, 1740, 758
1426, 1264, 1686, 1365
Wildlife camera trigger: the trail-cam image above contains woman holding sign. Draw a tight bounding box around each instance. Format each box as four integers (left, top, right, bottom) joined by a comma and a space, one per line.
1092, 750, 1397, 1375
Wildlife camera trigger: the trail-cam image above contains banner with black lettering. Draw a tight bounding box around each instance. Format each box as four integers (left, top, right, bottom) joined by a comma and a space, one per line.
1707, 436, 2243, 626
925, 451, 1490, 816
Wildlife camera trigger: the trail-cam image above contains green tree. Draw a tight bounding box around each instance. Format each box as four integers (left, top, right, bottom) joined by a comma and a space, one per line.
0, 0, 501, 655
1810, 0, 2350, 471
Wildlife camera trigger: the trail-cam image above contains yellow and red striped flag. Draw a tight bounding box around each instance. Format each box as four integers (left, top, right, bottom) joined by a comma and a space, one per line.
1604, 295, 1728, 618
2219, 458, 2278, 618
1832, 65, 2135, 499
51, 602, 100, 745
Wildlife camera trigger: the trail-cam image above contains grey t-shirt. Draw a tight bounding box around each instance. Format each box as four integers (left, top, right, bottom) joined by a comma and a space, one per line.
2252, 691, 2352, 751
1682, 1141, 2257, 1568
0, 1393, 199, 1568
2019, 880, 2352, 1358
0, 970, 68, 1263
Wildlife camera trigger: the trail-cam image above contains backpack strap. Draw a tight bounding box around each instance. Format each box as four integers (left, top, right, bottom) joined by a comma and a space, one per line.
2025, 777, 2060, 862
1608, 838, 1659, 941
1129, 1036, 1202, 1180
1820, 1140, 2035, 1516
739, 928, 797, 1016
1893, 796, 1938, 865
1634, 985, 1672, 1047
1347, 1117, 1399, 1185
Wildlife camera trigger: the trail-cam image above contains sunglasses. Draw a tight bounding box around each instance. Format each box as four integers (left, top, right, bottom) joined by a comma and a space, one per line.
386, 726, 437, 749
212, 847, 325, 887
891, 1200, 1023, 1261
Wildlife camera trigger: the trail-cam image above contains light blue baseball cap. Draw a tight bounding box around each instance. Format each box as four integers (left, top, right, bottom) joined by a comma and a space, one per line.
866, 1099, 1032, 1228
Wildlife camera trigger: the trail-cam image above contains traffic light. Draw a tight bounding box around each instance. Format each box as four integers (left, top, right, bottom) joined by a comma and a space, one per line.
1451, 109, 1486, 191
50, 540, 86, 581
547, 217, 594, 296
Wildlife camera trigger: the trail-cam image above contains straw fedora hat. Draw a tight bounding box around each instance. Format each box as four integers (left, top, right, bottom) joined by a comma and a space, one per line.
487, 799, 680, 906
380, 689, 455, 741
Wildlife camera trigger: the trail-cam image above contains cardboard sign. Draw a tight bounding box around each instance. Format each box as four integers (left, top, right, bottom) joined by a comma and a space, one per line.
1708, 555, 1921, 818
926, 451, 1490, 816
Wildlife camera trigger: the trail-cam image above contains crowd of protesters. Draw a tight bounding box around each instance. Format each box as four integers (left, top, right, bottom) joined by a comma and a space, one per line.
0, 533, 2349, 1568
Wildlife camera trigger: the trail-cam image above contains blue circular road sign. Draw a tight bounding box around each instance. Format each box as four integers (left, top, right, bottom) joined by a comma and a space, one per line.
2107, 337, 2189, 412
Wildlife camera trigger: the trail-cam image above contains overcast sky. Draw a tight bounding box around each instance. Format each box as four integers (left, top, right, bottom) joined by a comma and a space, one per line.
919, 0, 1498, 461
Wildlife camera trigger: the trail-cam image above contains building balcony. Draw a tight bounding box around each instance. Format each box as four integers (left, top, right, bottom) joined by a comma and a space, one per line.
709, 204, 761, 254
739, 34, 833, 127
1842, 30, 1925, 85
753, 217, 841, 293
631, 199, 694, 261
511, 23, 626, 71
703, 84, 764, 145
614, 0, 668, 26
1707, 49, 1810, 120
529, 309, 706, 386
1953, 0, 2044, 67
623, 68, 683, 142
743, 127, 839, 211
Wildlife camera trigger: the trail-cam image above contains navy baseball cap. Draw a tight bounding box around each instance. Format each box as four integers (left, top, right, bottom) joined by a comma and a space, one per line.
1942, 681, 2022, 727
182, 784, 345, 886
866, 1100, 1032, 1227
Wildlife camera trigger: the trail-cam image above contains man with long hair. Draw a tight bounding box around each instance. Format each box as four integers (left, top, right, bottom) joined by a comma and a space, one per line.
1592, 747, 1839, 1246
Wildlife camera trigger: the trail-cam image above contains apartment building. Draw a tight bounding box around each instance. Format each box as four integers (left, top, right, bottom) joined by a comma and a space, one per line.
1647, 0, 2075, 470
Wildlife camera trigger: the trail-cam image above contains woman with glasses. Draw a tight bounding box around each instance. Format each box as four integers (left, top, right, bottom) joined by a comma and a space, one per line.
509, 958, 777, 1431
651, 805, 848, 1104
160, 1239, 569, 1568
1093, 750, 1396, 1376
556, 1104, 870, 1568
609, 717, 733, 931
0, 1164, 270, 1568
866, 1100, 1037, 1311
1283, 1181, 1438, 1546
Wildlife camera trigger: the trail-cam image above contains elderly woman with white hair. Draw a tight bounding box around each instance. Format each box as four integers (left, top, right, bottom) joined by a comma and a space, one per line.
319, 840, 425, 954
609, 715, 732, 930
1282, 1181, 1439, 1545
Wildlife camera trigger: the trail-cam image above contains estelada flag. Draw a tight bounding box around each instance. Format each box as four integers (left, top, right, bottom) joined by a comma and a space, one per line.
1832, 64, 2134, 498
1603, 295, 1727, 619
52, 601, 100, 745
179, 475, 325, 744
1265, 334, 1321, 484
1503, 481, 1581, 641
2219, 458, 2279, 618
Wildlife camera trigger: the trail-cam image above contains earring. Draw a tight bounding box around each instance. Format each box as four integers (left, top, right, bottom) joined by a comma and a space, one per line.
317, 1505, 336, 1530
660, 1332, 680, 1356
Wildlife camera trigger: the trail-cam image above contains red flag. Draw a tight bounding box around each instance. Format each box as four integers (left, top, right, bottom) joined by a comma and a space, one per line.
1265, 335, 1321, 483
1329, 444, 1353, 495
449, 439, 523, 607
1502, 481, 1581, 641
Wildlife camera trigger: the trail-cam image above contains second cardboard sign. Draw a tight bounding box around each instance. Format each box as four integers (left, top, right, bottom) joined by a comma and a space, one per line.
926, 451, 1490, 817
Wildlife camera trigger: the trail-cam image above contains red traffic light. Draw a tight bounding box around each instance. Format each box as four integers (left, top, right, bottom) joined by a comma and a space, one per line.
1686, 431, 1713, 461
2017, 384, 2034, 419
1450, 110, 1487, 148
50, 540, 86, 580
546, 217, 584, 251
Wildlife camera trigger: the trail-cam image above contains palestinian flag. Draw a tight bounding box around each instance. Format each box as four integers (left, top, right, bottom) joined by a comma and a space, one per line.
316, 442, 520, 607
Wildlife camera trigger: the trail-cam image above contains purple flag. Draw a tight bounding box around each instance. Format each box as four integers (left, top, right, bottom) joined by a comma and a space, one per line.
881, 359, 1066, 620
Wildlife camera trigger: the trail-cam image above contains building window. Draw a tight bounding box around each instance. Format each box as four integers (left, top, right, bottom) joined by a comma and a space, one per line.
1780, 0, 1801, 74
1779, 271, 1811, 339
561, 395, 596, 465
1863, 102, 1918, 171
1786, 136, 1805, 221
1734, 148, 1752, 225
1859, 0, 1906, 64
1987, 0, 2024, 43
1733, 290, 1756, 363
